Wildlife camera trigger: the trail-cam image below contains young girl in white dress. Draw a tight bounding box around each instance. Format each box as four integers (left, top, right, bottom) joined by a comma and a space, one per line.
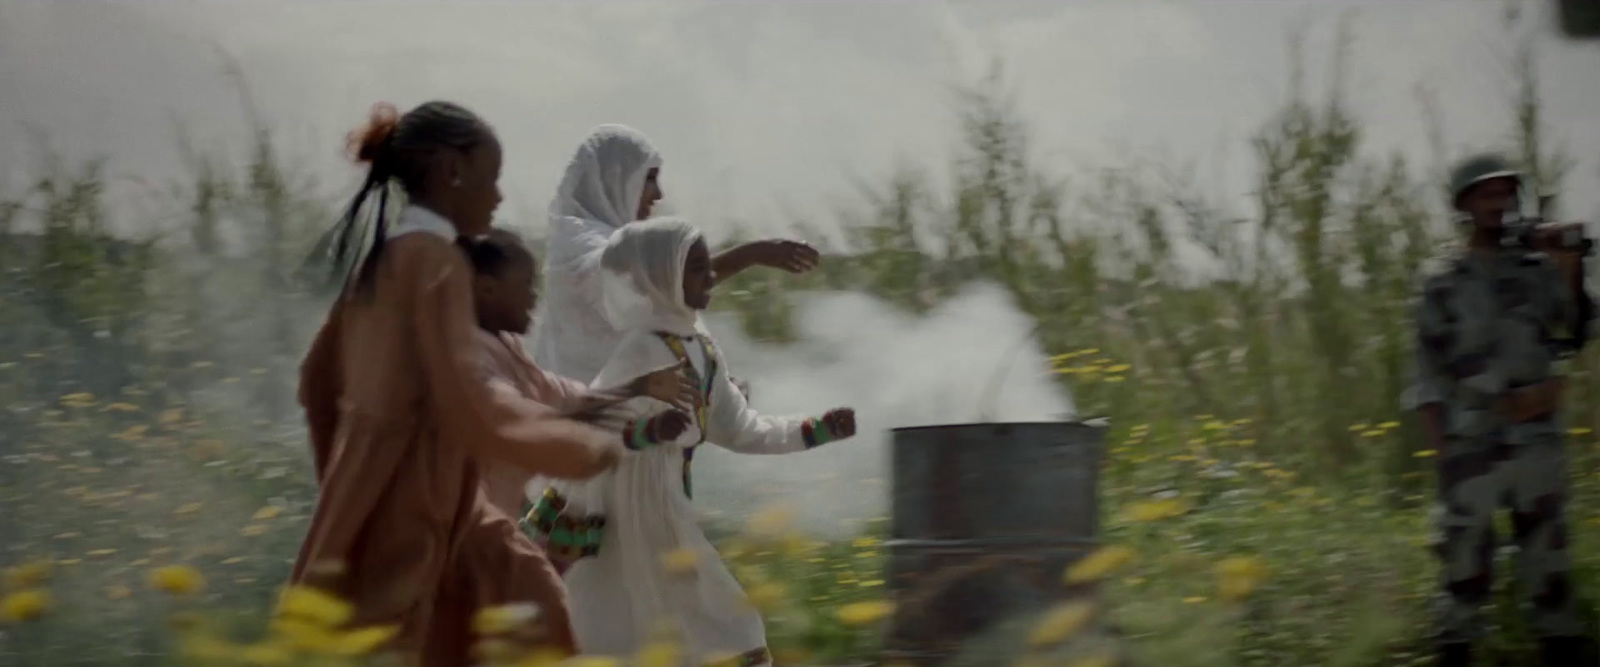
529, 218, 857, 665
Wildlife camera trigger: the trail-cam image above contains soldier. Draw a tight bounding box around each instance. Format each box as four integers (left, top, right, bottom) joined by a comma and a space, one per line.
1407, 153, 1597, 667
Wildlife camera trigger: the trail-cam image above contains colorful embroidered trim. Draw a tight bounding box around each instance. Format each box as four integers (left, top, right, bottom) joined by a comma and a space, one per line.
705, 646, 771, 667
522, 488, 605, 561
801, 417, 837, 449
624, 417, 658, 451
655, 333, 716, 439
655, 331, 722, 500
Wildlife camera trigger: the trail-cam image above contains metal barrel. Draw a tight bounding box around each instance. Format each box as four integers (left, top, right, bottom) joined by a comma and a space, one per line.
882, 421, 1104, 664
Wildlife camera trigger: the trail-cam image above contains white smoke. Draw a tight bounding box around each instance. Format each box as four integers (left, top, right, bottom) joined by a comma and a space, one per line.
689, 282, 1075, 538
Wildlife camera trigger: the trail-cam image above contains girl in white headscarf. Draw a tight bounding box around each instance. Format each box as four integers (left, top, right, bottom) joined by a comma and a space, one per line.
531, 218, 857, 665
530, 125, 820, 387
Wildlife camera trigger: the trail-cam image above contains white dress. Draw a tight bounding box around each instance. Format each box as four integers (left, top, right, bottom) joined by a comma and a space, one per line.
537, 219, 839, 666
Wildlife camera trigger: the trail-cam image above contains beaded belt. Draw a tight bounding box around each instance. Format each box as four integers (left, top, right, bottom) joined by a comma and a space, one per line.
522, 488, 605, 561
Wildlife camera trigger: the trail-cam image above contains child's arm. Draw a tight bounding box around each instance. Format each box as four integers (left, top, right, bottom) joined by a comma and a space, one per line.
704, 354, 853, 454
507, 331, 696, 418
581, 331, 706, 447
408, 238, 621, 480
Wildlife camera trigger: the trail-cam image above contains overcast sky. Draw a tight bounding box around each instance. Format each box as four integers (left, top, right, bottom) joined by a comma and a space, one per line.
2, 0, 1597, 243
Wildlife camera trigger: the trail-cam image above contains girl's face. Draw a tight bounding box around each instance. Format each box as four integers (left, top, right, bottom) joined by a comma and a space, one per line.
636, 167, 663, 221
450, 135, 504, 236
474, 253, 538, 335
682, 238, 715, 310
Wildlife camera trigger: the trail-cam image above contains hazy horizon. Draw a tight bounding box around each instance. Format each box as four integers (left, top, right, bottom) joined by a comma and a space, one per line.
3, 1, 1596, 246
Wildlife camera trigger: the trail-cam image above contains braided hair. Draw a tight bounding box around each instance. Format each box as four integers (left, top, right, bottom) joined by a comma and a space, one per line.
314, 101, 493, 294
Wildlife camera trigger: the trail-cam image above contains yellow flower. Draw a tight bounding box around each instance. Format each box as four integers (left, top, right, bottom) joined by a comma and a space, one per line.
1413, 449, 1438, 458
277, 585, 354, 628
1378, 421, 1401, 430
59, 392, 96, 406
149, 564, 206, 596
270, 617, 342, 653
636, 640, 684, 667
1117, 498, 1188, 523
744, 582, 787, 612
1, 590, 50, 622
1569, 427, 1594, 436
473, 603, 539, 636
1182, 596, 1208, 604
852, 536, 880, 549
745, 504, 795, 538
239, 641, 294, 665
1027, 600, 1094, 647
253, 506, 283, 521
4, 559, 53, 588
331, 625, 400, 656
1063, 546, 1136, 584
1215, 556, 1267, 602
660, 549, 701, 575
836, 600, 894, 626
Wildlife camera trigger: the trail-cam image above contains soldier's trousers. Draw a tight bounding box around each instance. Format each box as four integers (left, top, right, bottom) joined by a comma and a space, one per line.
1432, 439, 1583, 642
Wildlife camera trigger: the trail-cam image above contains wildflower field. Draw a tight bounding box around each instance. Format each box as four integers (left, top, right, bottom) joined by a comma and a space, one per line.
5, 34, 1600, 666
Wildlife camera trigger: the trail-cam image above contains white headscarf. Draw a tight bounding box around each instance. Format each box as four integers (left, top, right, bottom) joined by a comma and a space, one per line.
550, 124, 662, 231
599, 217, 704, 338
531, 125, 664, 382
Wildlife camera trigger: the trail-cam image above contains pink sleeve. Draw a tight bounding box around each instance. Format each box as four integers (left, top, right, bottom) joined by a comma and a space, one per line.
408, 240, 615, 480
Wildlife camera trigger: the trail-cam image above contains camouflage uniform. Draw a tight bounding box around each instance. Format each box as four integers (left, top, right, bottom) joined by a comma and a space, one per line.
1407, 248, 1591, 643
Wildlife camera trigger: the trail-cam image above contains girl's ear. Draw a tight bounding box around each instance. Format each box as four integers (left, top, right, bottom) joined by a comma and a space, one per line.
425, 150, 466, 189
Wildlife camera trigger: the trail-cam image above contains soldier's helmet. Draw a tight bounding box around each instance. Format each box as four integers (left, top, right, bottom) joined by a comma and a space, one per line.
1449, 152, 1522, 207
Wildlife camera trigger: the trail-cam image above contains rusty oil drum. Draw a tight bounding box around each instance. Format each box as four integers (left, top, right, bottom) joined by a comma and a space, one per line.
882, 421, 1104, 664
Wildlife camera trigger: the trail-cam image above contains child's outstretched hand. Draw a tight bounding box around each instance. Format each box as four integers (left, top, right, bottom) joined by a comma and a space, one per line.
822, 408, 856, 440
649, 410, 695, 443
631, 360, 699, 412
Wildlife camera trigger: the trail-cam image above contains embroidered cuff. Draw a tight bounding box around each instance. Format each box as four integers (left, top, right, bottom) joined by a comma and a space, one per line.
623, 418, 659, 451
801, 417, 837, 449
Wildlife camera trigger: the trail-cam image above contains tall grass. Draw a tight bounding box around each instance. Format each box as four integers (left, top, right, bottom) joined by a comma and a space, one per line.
3, 29, 1598, 666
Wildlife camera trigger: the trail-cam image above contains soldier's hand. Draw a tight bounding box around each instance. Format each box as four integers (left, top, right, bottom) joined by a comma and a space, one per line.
1533, 222, 1588, 279
1498, 378, 1566, 423
1531, 222, 1587, 252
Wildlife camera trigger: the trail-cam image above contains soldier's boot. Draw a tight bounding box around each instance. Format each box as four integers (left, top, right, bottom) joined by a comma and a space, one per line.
1541, 635, 1599, 667
1438, 642, 1472, 667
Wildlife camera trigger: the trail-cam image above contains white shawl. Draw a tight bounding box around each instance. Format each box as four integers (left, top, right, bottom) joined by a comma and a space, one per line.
529, 125, 664, 384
